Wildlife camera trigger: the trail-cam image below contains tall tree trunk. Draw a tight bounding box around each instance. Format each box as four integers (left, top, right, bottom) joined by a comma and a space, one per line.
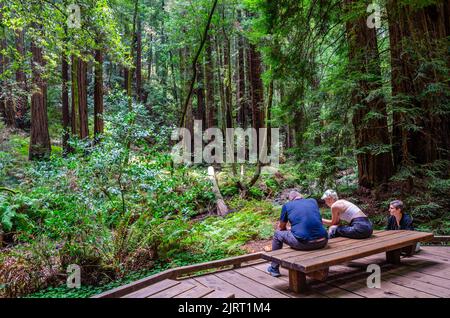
248, 43, 264, 130
29, 36, 51, 160
215, 35, 226, 131
71, 55, 79, 135
77, 58, 89, 139
123, 67, 129, 93
15, 29, 27, 129
236, 30, 246, 128
147, 34, 153, 81
61, 52, 71, 153
94, 49, 104, 142
346, 0, 393, 189
223, 32, 233, 129
204, 34, 215, 130
135, 15, 142, 102
196, 62, 205, 124
1, 52, 15, 126
388, 0, 450, 169
178, 0, 218, 129
0, 8, 6, 124
169, 50, 178, 106
127, 0, 139, 111
182, 47, 193, 135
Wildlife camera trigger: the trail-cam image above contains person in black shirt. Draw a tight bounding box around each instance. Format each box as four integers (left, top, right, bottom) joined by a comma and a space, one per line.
386, 200, 414, 230
386, 200, 420, 254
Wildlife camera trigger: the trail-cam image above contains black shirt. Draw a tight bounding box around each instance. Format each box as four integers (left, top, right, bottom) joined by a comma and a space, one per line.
386, 214, 414, 231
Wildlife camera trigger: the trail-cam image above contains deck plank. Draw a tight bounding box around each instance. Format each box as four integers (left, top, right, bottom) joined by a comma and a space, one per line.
148, 281, 196, 298
215, 270, 288, 298
203, 290, 235, 298
413, 251, 450, 263
251, 263, 359, 298
194, 274, 256, 298
121, 279, 180, 298
237, 266, 305, 298
174, 285, 215, 298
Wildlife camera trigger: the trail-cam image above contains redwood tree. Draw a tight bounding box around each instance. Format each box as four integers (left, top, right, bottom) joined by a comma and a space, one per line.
388, 0, 450, 168
345, 0, 393, 188
29, 34, 51, 160
77, 58, 89, 139
94, 49, 104, 141
15, 28, 28, 129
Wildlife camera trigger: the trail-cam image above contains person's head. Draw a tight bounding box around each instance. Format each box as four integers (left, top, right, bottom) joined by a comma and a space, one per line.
321, 189, 338, 207
389, 200, 404, 216
288, 190, 303, 201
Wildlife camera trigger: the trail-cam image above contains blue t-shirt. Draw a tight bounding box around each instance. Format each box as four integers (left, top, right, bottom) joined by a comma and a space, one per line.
280, 198, 328, 241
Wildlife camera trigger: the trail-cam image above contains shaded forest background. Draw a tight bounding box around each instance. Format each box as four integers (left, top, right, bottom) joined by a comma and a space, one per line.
0, 0, 449, 297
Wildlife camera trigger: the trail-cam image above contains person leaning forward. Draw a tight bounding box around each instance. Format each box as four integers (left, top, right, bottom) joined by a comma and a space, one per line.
267, 191, 328, 277
321, 189, 373, 239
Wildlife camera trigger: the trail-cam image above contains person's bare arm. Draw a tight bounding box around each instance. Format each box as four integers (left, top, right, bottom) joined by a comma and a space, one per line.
277, 221, 287, 231
322, 202, 341, 226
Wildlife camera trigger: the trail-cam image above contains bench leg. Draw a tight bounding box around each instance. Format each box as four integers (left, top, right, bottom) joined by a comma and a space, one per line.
307, 268, 329, 281
402, 245, 415, 257
386, 249, 401, 264
289, 269, 307, 293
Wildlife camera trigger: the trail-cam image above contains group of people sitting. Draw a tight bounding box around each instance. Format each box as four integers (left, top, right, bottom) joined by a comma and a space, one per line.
267, 189, 415, 277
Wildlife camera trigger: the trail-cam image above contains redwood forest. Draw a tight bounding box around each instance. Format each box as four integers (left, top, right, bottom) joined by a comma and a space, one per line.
0, 0, 449, 298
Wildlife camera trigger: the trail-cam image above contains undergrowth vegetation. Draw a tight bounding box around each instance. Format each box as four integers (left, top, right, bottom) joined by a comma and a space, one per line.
1, 93, 448, 298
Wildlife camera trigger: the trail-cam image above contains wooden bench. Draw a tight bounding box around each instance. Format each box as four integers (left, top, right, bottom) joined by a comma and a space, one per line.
261, 230, 434, 293
121, 279, 235, 298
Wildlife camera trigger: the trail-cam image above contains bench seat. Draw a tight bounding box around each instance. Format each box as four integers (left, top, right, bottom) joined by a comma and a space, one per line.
262, 230, 434, 293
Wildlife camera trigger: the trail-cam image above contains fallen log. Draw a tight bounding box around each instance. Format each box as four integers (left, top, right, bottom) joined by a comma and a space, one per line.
207, 166, 229, 216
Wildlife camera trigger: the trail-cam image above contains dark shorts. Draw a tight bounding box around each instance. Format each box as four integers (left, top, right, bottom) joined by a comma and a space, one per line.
333, 217, 373, 239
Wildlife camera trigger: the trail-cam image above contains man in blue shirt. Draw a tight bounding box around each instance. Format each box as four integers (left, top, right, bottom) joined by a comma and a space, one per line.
267, 191, 328, 277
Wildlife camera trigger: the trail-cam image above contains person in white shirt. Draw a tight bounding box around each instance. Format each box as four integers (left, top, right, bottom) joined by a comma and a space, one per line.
321, 189, 373, 239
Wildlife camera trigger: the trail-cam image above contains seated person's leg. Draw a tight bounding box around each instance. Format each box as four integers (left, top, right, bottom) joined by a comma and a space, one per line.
328, 225, 339, 238
351, 219, 373, 239
271, 230, 284, 252
269, 230, 290, 276
335, 224, 362, 239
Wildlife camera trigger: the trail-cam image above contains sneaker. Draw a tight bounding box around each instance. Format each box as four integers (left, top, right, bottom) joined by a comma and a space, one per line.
267, 265, 281, 277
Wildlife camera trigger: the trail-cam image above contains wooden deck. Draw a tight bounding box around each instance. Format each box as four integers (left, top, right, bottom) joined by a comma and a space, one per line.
96, 245, 450, 298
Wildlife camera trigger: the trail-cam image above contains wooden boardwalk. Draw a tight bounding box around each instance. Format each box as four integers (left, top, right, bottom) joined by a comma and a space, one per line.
96, 245, 450, 298
171, 246, 450, 298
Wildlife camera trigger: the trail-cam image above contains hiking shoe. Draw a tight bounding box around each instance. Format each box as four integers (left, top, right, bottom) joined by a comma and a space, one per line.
267, 265, 281, 277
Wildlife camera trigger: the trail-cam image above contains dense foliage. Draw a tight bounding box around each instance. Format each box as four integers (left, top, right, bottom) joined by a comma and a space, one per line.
0, 0, 449, 297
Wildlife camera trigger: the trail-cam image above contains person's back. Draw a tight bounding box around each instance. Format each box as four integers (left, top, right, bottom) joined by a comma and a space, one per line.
282, 198, 328, 241
267, 192, 328, 277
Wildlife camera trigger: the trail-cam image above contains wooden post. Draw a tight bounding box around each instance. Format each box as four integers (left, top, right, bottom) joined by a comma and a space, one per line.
386, 249, 401, 264
288, 269, 307, 293
402, 245, 415, 257
307, 268, 329, 281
